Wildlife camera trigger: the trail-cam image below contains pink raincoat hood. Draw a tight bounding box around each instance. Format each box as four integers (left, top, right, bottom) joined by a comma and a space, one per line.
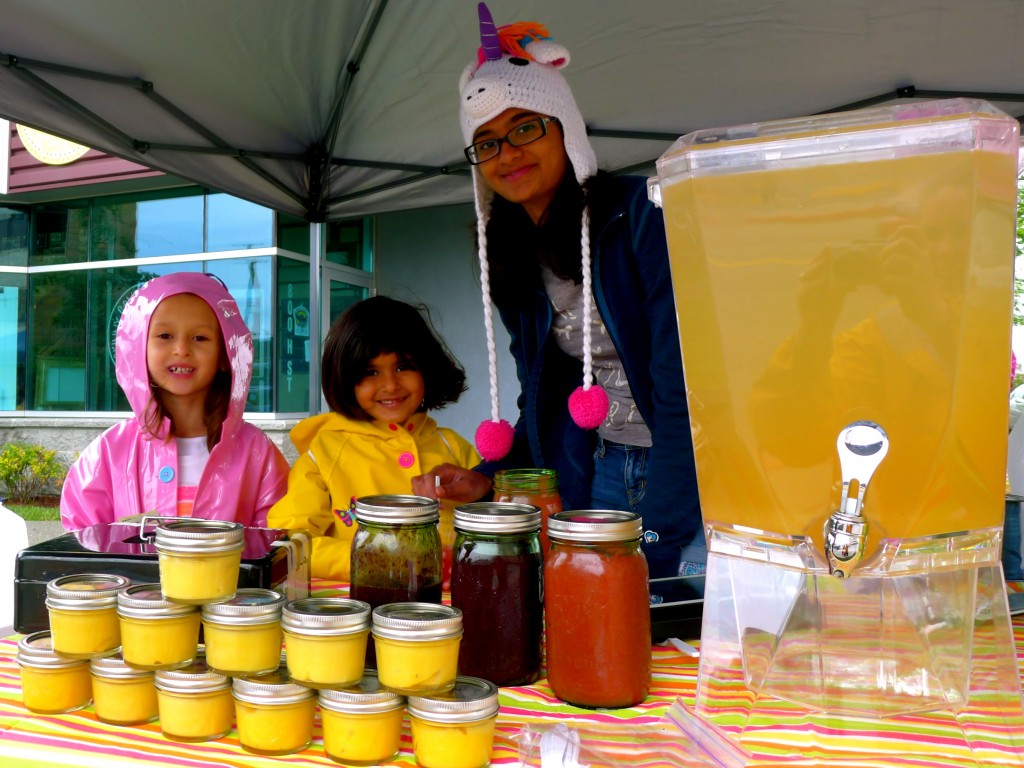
116, 272, 253, 437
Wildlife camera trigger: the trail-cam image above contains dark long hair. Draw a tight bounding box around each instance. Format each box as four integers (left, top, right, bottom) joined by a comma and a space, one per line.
321, 296, 467, 420
484, 169, 618, 308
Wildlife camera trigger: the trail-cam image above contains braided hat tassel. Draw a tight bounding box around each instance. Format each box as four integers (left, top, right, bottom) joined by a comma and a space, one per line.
568, 207, 609, 429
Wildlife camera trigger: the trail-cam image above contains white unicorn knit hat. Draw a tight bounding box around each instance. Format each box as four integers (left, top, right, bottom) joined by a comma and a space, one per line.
460, 2, 608, 461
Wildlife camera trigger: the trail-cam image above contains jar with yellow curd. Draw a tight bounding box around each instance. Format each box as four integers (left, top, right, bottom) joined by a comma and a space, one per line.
17, 631, 92, 714
408, 676, 499, 768
372, 602, 462, 695
282, 597, 370, 688
117, 583, 200, 670
155, 653, 233, 742
46, 573, 130, 659
319, 672, 405, 766
233, 666, 317, 756
90, 652, 159, 725
202, 588, 285, 676
155, 518, 244, 604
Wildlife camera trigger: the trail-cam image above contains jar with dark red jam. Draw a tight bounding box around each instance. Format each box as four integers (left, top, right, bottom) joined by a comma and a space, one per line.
545, 510, 651, 708
451, 502, 543, 686
350, 494, 443, 610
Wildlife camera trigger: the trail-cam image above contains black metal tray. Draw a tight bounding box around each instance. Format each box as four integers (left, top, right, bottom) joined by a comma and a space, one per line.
649, 574, 704, 643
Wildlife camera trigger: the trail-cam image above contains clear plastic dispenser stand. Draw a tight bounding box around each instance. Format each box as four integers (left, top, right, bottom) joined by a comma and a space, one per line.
649, 99, 1024, 758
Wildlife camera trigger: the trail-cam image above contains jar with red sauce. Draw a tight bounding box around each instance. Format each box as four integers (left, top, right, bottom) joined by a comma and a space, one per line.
492, 468, 562, 555
544, 510, 651, 708
451, 502, 543, 686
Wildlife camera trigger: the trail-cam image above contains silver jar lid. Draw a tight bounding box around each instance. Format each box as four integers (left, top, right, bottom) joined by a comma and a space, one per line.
547, 510, 643, 543
371, 602, 462, 641
17, 631, 90, 669
155, 652, 229, 693
91, 651, 154, 680
454, 502, 541, 534
282, 597, 370, 635
45, 573, 131, 610
318, 671, 405, 715
154, 519, 244, 554
117, 583, 200, 618
354, 494, 439, 525
407, 676, 499, 723
232, 664, 315, 705
201, 588, 285, 625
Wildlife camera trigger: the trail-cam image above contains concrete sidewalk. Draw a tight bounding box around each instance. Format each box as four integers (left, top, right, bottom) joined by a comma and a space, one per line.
25, 520, 64, 546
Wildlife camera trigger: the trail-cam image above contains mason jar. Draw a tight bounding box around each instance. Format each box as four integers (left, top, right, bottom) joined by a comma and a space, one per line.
545, 510, 651, 708
90, 652, 159, 725
372, 602, 462, 695
155, 653, 233, 742
201, 588, 285, 676
282, 597, 370, 688
492, 468, 563, 555
408, 676, 499, 768
17, 631, 92, 714
233, 665, 317, 756
451, 502, 543, 686
319, 672, 405, 766
117, 583, 200, 670
155, 518, 244, 604
46, 573, 130, 659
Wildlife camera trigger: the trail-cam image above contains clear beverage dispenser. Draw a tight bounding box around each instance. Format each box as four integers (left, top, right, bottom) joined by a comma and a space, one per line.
648, 99, 1023, 734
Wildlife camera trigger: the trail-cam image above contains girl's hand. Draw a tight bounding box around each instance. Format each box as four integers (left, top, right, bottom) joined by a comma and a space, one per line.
412, 464, 492, 503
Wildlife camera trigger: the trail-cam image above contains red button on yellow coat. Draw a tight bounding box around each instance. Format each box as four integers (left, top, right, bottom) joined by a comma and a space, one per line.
399, 452, 415, 468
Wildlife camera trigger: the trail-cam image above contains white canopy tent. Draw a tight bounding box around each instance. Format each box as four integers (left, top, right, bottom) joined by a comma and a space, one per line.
0, 0, 1022, 406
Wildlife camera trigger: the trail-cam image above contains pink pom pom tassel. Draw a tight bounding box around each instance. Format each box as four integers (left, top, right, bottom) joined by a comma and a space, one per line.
569, 385, 609, 430
476, 418, 514, 461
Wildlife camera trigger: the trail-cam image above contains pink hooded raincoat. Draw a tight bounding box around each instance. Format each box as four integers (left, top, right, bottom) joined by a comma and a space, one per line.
60, 273, 289, 530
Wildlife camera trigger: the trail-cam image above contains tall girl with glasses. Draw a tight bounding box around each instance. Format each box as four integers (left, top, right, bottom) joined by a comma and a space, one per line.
412, 8, 705, 578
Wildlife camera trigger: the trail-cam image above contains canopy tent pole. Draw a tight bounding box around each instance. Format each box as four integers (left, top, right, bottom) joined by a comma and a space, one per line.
309, 221, 323, 415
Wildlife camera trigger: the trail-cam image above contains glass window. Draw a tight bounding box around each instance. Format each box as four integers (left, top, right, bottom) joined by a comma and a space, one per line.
0, 274, 27, 410
326, 219, 372, 270
276, 212, 310, 255
28, 271, 88, 410
91, 190, 203, 260
32, 202, 88, 266
205, 257, 273, 412
275, 257, 311, 412
207, 193, 273, 252
0, 207, 29, 267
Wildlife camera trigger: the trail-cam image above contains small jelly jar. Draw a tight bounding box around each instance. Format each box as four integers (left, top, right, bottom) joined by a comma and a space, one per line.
117, 583, 200, 670
408, 676, 499, 768
17, 631, 92, 714
492, 468, 563, 555
319, 672, 405, 766
90, 652, 159, 725
372, 602, 462, 695
46, 573, 130, 659
155, 518, 244, 604
233, 666, 317, 756
155, 653, 234, 742
282, 597, 370, 689
451, 502, 543, 686
545, 510, 652, 708
202, 588, 285, 676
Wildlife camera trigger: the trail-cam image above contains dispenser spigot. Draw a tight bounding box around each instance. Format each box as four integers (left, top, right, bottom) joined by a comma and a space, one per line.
823, 421, 888, 578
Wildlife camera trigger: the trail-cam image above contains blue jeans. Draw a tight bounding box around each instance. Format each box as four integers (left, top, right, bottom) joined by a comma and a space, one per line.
589, 437, 707, 576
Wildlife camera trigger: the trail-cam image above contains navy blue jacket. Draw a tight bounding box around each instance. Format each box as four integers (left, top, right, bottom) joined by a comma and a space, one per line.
479, 175, 701, 577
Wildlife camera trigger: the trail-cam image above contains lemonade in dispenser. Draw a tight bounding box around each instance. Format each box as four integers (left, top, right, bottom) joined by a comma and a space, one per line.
648, 98, 1022, 724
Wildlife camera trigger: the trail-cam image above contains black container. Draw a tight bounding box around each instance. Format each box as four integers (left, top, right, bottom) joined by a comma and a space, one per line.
648, 574, 704, 643
15, 522, 302, 634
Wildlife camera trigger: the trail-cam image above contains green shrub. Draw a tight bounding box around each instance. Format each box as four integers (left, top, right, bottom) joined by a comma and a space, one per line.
0, 443, 66, 503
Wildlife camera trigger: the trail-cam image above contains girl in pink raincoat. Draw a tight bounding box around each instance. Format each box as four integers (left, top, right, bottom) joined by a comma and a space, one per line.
60, 272, 289, 530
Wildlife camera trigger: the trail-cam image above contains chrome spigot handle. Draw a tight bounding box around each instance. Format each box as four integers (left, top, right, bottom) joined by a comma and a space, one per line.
825, 421, 889, 577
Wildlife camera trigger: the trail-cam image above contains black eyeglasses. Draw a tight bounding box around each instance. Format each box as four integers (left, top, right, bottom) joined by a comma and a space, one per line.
464, 117, 560, 165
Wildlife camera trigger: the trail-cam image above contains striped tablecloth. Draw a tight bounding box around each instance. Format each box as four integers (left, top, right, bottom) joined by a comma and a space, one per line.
0, 583, 1022, 767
